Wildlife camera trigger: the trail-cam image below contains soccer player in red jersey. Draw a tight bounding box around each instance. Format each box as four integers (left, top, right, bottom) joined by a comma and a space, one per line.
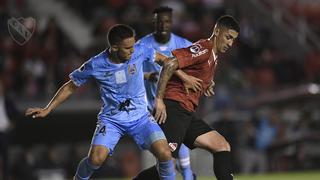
134, 15, 239, 180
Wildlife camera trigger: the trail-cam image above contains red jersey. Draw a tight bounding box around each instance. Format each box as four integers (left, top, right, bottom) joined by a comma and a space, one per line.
164, 39, 218, 112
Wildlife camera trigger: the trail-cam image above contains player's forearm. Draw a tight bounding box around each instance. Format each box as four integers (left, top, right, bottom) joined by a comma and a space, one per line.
174, 70, 188, 82
156, 59, 179, 99
45, 80, 76, 112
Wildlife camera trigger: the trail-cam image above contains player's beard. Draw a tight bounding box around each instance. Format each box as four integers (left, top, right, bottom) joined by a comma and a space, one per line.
155, 31, 170, 43
117, 51, 131, 63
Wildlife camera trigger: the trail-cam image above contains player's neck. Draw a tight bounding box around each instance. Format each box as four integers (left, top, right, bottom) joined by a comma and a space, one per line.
108, 49, 124, 64
210, 35, 218, 55
154, 33, 171, 44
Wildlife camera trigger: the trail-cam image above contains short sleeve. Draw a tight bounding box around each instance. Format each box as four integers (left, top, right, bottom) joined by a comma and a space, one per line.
69, 59, 94, 86
172, 42, 211, 69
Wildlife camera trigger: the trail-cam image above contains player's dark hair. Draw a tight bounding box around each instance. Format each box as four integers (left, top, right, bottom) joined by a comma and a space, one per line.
107, 24, 135, 46
216, 15, 240, 33
153, 6, 173, 15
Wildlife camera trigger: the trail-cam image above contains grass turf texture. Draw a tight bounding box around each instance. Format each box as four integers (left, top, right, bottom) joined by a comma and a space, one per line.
99, 171, 320, 180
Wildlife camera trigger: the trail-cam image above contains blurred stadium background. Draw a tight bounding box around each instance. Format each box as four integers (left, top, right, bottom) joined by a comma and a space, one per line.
1, 0, 320, 179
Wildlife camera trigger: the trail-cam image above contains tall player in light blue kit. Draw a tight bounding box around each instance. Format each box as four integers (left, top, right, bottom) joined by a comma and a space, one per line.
25, 24, 176, 180
138, 6, 202, 180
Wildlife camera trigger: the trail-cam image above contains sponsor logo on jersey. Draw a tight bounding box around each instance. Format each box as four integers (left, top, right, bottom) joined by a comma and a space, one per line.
189, 44, 201, 53
168, 142, 178, 152
192, 49, 208, 58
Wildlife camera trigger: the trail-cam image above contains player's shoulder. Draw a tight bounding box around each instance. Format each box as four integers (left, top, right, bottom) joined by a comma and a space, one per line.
134, 39, 155, 54
134, 42, 147, 52
129, 43, 152, 62
87, 50, 108, 68
171, 33, 186, 41
137, 34, 153, 45
171, 33, 192, 45
194, 39, 212, 47
185, 39, 212, 58
187, 39, 212, 52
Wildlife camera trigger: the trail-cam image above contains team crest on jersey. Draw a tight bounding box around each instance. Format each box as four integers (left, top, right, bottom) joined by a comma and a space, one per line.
168, 142, 178, 152
189, 44, 202, 53
128, 64, 137, 75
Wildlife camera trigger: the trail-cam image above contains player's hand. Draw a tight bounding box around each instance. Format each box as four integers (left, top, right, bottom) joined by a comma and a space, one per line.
204, 80, 215, 97
154, 98, 167, 124
144, 72, 159, 82
25, 107, 50, 118
183, 75, 203, 94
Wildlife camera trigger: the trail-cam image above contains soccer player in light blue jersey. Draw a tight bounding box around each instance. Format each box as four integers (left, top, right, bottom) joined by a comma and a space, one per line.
25, 24, 180, 180
137, 6, 201, 180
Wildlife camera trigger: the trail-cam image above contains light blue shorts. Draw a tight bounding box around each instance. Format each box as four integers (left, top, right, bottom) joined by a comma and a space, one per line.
91, 113, 166, 155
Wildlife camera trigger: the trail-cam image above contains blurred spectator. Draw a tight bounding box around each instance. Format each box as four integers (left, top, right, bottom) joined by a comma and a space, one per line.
239, 109, 286, 173
0, 76, 19, 179
11, 146, 37, 180
119, 150, 141, 178
304, 49, 320, 83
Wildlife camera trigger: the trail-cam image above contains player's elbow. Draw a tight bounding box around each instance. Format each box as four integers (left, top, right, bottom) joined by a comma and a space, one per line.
64, 80, 78, 94
163, 59, 179, 74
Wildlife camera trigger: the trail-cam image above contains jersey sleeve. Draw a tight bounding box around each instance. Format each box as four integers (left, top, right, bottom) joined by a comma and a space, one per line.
69, 59, 94, 87
172, 42, 211, 69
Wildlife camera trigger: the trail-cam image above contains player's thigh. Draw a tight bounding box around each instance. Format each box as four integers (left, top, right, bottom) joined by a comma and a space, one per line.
160, 100, 192, 157
91, 121, 123, 156
184, 116, 213, 149
129, 113, 166, 151
193, 130, 230, 152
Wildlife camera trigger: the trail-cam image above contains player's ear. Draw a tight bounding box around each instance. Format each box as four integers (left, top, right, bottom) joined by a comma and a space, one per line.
214, 26, 220, 36
152, 16, 157, 27
111, 44, 118, 51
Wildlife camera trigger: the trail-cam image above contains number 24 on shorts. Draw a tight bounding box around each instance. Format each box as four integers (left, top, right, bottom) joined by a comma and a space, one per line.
94, 124, 106, 136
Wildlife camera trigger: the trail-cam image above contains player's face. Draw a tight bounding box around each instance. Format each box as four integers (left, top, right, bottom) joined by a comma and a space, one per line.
154, 12, 172, 37
216, 28, 238, 53
116, 37, 135, 62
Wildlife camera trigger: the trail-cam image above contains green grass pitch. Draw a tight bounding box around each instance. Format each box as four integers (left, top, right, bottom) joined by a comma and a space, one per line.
101, 171, 320, 180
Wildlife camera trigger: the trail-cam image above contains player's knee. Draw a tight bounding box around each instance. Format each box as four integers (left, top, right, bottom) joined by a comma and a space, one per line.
156, 146, 172, 161
220, 140, 231, 151
159, 149, 172, 161
89, 152, 107, 166
89, 154, 105, 166
212, 138, 231, 152
88, 145, 109, 166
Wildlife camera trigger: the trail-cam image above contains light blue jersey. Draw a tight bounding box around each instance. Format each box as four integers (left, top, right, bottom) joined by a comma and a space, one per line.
139, 33, 192, 110
69, 43, 166, 154
70, 43, 154, 123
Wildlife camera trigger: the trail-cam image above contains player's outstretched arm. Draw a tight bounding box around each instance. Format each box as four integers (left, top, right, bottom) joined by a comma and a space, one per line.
175, 70, 203, 94
154, 52, 203, 93
25, 80, 78, 118
154, 58, 179, 124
